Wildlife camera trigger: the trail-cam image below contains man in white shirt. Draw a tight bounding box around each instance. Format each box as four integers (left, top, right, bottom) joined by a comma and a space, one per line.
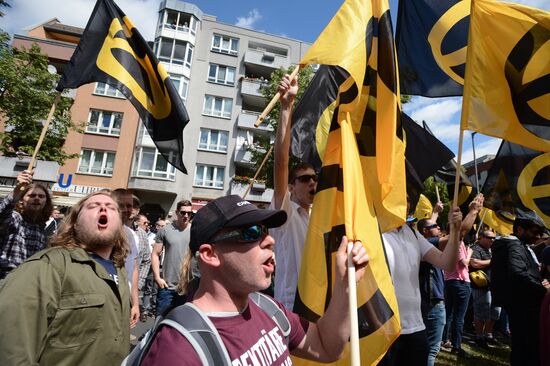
270, 73, 317, 310
379, 197, 463, 366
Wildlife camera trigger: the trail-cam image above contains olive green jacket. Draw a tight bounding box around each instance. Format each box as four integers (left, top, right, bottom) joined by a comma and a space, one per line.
0, 247, 130, 365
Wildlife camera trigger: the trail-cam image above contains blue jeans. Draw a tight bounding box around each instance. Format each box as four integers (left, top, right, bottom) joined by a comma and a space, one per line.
426, 301, 446, 366
156, 288, 177, 315
443, 280, 471, 349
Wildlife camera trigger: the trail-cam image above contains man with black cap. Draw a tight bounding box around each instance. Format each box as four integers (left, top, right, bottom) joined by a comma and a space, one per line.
141, 195, 368, 365
490, 208, 550, 366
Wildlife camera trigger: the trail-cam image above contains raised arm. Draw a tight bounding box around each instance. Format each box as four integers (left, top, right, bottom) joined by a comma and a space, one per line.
459, 193, 484, 240
423, 206, 463, 272
272, 74, 298, 209
430, 201, 444, 222
292, 237, 368, 362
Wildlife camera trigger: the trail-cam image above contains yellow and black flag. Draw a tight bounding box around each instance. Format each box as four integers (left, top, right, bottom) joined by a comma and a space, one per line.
461, 0, 550, 153
290, 0, 403, 364
396, 0, 470, 97
56, 0, 189, 173
481, 130, 550, 230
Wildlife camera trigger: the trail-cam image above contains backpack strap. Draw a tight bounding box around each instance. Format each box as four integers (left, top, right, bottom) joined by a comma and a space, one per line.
249, 292, 291, 340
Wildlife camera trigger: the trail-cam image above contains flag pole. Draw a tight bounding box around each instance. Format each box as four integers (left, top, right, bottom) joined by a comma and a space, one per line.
452, 128, 465, 208
435, 184, 440, 202
471, 132, 480, 194
27, 92, 62, 171
347, 242, 360, 366
254, 65, 301, 127
476, 209, 487, 238
242, 145, 274, 199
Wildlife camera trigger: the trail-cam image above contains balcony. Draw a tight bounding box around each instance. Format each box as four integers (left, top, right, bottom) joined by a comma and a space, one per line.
234, 147, 254, 165
240, 78, 268, 108
244, 48, 289, 72
230, 181, 273, 203
158, 24, 196, 45
237, 110, 273, 132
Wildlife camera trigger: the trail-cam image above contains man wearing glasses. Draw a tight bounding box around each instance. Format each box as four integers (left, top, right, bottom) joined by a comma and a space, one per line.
152, 200, 198, 315
270, 73, 318, 309
141, 195, 368, 365
469, 229, 500, 348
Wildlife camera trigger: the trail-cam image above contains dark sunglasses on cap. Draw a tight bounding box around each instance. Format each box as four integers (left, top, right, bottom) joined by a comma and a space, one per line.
210, 224, 269, 243
424, 223, 439, 230
295, 174, 318, 183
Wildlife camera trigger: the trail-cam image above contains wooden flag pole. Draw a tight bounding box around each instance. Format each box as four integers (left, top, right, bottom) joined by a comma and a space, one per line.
27, 92, 62, 171
476, 209, 488, 238
243, 145, 274, 199
254, 65, 301, 127
347, 242, 360, 366
435, 184, 440, 203
452, 128, 465, 208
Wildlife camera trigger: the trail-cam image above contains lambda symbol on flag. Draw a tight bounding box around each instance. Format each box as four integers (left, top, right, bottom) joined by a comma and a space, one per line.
505, 23, 550, 138
427, 0, 470, 85
517, 152, 550, 224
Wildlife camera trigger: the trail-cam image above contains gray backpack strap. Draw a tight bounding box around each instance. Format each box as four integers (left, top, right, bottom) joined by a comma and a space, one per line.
249, 292, 291, 340
164, 302, 232, 366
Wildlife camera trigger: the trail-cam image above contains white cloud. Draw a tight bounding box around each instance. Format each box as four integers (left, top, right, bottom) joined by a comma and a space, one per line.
462, 137, 502, 164
235, 9, 262, 29
405, 97, 463, 142
511, 0, 549, 11
2, 0, 158, 41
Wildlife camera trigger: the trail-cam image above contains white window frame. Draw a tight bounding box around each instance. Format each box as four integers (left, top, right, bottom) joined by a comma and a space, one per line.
203, 95, 232, 119
207, 64, 236, 86
78, 149, 116, 176
93, 82, 125, 98
198, 128, 229, 153
86, 109, 123, 136
157, 38, 193, 69
194, 165, 225, 189
211, 34, 239, 56
133, 146, 176, 180
170, 75, 189, 101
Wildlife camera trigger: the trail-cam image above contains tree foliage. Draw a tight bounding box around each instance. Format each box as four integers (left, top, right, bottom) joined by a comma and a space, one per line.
244, 65, 314, 188
0, 31, 81, 165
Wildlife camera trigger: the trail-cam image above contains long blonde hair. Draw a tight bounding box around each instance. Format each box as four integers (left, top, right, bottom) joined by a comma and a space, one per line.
177, 250, 197, 295
48, 191, 128, 267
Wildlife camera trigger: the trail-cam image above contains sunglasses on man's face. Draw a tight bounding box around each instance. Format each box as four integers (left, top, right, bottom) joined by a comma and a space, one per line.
211, 224, 269, 243
179, 211, 194, 218
424, 223, 439, 230
483, 236, 496, 240
295, 174, 318, 183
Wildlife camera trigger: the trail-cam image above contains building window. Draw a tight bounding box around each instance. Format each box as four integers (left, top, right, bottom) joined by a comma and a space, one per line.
133, 147, 176, 180
170, 75, 189, 101
162, 10, 196, 35
211, 34, 239, 55
86, 109, 123, 136
78, 149, 115, 176
199, 128, 228, 153
93, 82, 125, 98
203, 95, 232, 119
208, 64, 236, 86
157, 37, 194, 69
194, 165, 224, 189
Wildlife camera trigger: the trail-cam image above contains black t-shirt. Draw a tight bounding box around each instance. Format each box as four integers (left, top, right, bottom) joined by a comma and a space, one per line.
91, 253, 119, 285
470, 243, 492, 287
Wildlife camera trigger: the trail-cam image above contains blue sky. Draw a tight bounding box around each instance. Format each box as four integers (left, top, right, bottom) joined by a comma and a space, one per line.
2, 0, 548, 163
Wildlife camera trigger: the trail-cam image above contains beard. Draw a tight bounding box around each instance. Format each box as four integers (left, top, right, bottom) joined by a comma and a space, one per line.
76, 224, 121, 252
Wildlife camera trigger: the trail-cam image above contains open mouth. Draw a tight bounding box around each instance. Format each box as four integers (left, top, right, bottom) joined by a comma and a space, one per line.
262, 255, 275, 273
97, 214, 108, 229
309, 189, 316, 196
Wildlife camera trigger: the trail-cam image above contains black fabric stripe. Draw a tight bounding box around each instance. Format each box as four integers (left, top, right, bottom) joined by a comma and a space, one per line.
317, 164, 344, 193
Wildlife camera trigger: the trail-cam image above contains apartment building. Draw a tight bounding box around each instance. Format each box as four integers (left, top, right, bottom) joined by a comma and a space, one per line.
3, 0, 310, 215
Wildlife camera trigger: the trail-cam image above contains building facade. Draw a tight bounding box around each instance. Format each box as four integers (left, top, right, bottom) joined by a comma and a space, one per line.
3, 0, 310, 216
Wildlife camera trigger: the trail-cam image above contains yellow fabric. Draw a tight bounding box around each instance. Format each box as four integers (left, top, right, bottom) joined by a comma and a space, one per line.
480, 207, 513, 236
414, 194, 433, 220
300, 0, 406, 233
461, 0, 550, 151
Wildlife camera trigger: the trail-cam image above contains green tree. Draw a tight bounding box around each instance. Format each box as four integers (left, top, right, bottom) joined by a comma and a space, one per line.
243, 65, 314, 188
0, 31, 81, 165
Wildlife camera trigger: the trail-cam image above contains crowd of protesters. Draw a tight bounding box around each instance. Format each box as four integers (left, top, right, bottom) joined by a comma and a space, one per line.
0, 74, 549, 366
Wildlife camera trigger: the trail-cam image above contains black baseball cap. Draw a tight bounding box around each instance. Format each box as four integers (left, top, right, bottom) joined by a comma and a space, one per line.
514, 208, 547, 229
190, 195, 287, 253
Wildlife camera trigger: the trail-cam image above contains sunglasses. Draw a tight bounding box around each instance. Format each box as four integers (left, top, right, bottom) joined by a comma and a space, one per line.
483, 236, 496, 240
424, 223, 439, 230
211, 224, 269, 243
295, 174, 318, 183
179, 211, 194, 218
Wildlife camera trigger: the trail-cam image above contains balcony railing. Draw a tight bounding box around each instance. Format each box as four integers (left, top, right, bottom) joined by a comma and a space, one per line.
244, 48, 289, 70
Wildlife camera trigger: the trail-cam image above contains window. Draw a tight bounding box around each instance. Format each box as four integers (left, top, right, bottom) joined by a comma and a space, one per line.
170, 75, 189, 101
86, 110, 123, 136
93, 82, 125, 98
163, 10, 195, 34
78, 150, 115, 176
157, 37, 194, 69
133, 147, 176, 180
199, 128, 228, 152
203, 95, 232, 119
211, 34, 239, 55
194, 165, 224, 189
208, 64, 236, 86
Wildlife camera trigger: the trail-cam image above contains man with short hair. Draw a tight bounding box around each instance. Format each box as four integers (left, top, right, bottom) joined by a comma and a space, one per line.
0, 169, 53, 282
140, 195, 368, 365
270, 74, 318, 309
469, 229, 501, 348
134, 213, 152, 320
491, 209, 550, 366
151, 200, 197, 314
0, 191, 131, 365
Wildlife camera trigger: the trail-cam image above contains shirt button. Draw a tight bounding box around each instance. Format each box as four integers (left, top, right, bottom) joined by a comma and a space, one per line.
114, 338, 118, 342
80, 298, 87, 304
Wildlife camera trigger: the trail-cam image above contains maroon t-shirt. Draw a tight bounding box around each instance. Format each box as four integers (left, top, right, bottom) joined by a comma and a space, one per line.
141, 298, 309, 366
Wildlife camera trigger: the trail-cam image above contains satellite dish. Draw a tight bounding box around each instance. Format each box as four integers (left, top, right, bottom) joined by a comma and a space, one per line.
47, 65, 57, 74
